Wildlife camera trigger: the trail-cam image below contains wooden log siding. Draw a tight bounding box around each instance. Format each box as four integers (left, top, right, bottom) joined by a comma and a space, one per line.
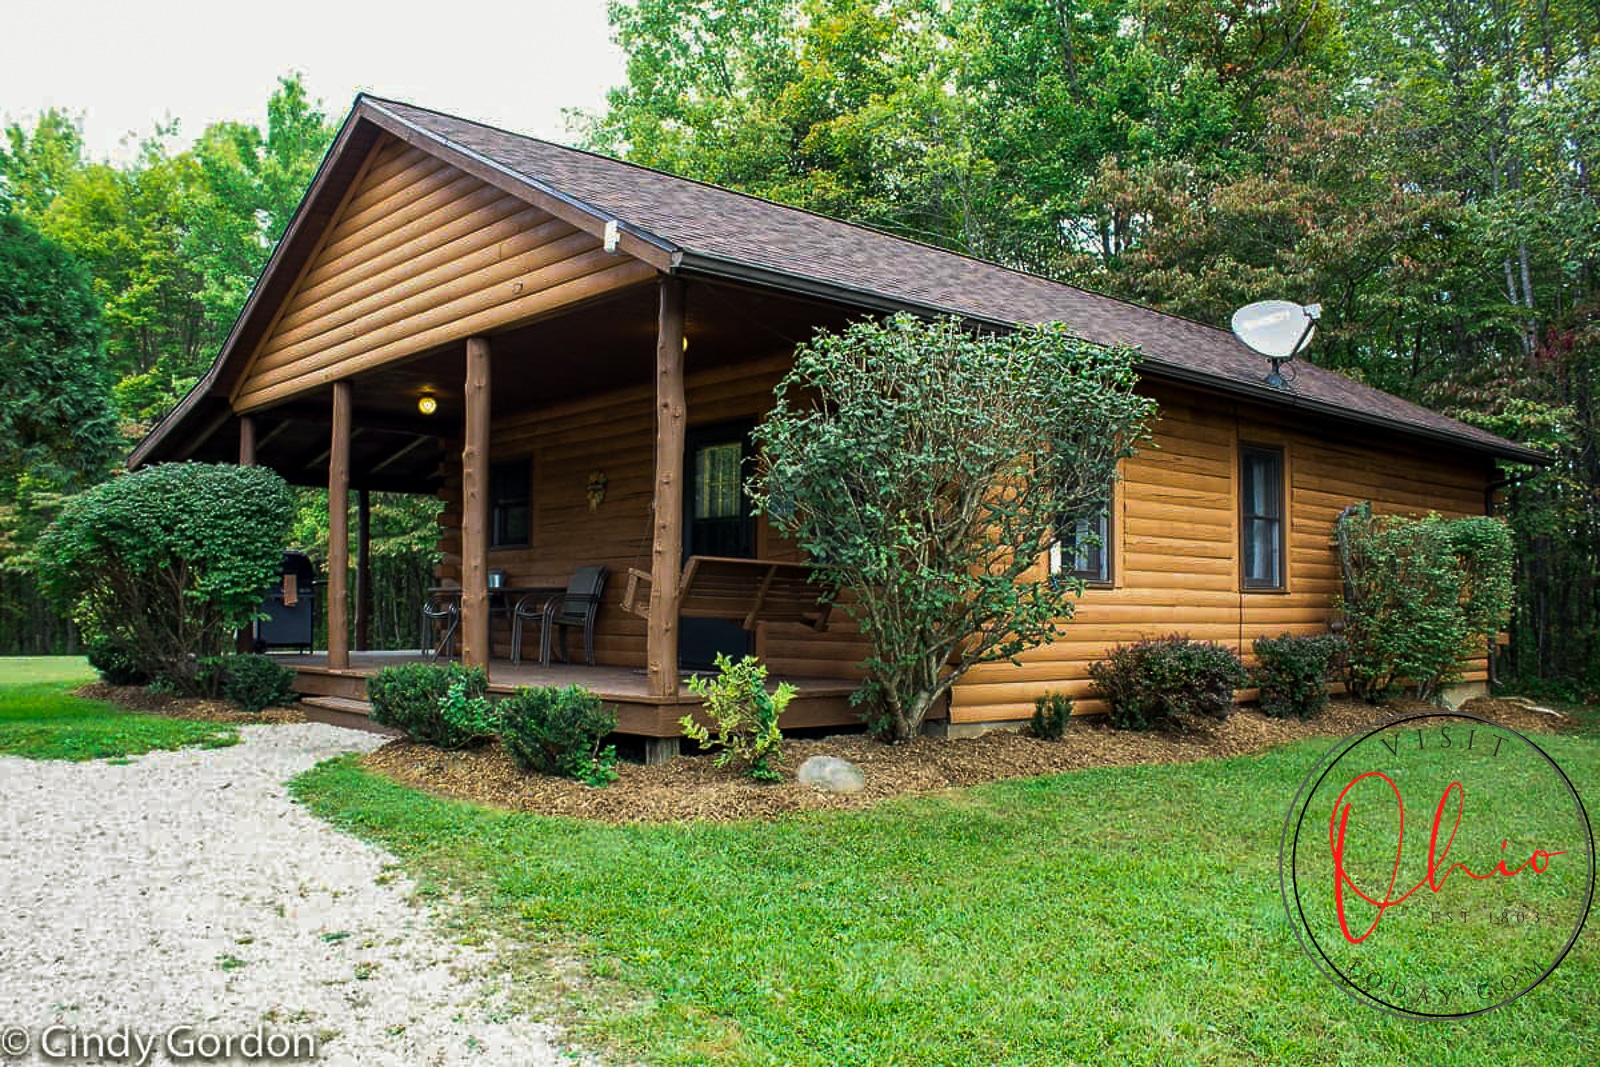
949, 383, 1493, 724
431, 353, 869, 678
429, 367, 1488, 725
231, 135, 654, 411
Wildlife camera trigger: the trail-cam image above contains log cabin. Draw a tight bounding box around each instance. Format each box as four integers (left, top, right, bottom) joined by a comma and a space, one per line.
129, 96, 1544, 755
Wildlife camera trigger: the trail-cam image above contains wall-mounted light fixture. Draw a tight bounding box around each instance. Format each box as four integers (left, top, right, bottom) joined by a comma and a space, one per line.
417, 394, 438, 416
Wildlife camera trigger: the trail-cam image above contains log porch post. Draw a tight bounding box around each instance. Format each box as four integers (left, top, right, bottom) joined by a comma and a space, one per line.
355, 488, 372, 652
647, 278, 687, 698
238, 415, 256, 466
461, 336, 492, 668
236, 414, 259, 652
327, 381, 352, 670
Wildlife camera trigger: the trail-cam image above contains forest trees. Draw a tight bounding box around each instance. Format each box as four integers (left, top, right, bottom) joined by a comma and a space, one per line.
590, 0, 1600, 694
0, 213, 119, 576
0, 74, 336, 428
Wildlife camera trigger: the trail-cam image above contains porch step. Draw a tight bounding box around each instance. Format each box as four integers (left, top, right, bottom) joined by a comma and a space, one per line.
298, 696, 404, 737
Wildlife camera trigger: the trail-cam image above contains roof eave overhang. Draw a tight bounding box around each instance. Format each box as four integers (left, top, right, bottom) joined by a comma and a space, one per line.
673, 251, 1551, 469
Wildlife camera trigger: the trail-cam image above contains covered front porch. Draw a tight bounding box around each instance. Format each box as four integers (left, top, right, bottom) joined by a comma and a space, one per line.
125, 117, 878, 747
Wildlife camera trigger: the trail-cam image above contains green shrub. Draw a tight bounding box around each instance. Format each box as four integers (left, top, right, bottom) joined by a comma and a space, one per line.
1252, 633, 1347, 720
682, 654, 792, 782
86, 635, 150, 686
1089, 635, 1247, 730
1336, 506, 1514, 702
366, 663, 492, 749
1031, 692, 1073, 740
35, 462, 294, 693
499, 685, 618, 785
196, 653, 300, 712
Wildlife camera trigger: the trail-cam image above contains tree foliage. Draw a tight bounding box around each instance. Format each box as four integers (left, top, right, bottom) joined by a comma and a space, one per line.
2, 74, 335, 426
35, 463, 294, 691
751, 314, 1154, 740
0, 213, 118, 498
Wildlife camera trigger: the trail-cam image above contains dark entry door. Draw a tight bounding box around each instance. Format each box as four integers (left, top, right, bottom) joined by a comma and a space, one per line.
680, 422, 755, 670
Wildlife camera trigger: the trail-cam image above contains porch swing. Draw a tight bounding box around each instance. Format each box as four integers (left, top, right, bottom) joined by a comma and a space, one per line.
619, 556, 833, 632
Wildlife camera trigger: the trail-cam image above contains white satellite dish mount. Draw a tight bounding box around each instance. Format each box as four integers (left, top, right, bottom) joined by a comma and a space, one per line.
1231, 300, 1322, 388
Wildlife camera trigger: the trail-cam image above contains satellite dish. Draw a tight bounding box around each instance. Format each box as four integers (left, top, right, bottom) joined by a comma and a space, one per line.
1232, 300, 1322, 388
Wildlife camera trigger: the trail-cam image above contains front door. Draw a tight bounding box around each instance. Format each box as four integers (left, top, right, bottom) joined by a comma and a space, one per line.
680, 422, 755, 671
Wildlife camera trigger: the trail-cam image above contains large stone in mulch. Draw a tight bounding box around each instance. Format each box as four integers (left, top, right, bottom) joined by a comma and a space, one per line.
797, 755, 866, 794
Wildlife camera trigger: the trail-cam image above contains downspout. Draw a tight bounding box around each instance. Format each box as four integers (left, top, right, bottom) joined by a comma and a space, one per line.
1332, 502, 1365, 631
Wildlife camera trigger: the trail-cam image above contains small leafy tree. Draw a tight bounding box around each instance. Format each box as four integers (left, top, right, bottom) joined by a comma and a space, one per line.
681, 654, 792, 781
1336, 505, 1514, 702
752, 314, 1153, 741
35, 463, 293, 691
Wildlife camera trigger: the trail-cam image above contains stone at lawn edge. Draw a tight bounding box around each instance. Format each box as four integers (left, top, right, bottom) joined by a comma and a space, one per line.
798, 755, 866, 794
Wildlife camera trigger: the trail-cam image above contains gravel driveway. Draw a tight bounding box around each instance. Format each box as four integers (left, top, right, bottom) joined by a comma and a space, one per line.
0, 723, 571, 1066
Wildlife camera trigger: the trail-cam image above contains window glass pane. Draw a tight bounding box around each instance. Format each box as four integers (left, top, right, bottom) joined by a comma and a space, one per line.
695, 443, 743, 520
489, 459, 530, 547
1054, 506, 1111, 583
1241, 447, 1284, 588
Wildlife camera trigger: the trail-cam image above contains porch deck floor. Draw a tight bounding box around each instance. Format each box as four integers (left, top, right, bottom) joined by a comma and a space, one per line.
276, 650, 856, 706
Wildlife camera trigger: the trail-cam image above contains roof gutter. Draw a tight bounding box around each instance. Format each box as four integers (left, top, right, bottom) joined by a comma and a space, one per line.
675, 252, 1551, 469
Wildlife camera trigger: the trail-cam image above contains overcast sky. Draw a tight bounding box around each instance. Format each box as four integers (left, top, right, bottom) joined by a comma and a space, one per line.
1, 0, 627, 161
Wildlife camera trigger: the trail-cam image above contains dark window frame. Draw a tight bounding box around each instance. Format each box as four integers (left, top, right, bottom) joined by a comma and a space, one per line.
489, 458, 531, 550
1239, 443, 1286, 591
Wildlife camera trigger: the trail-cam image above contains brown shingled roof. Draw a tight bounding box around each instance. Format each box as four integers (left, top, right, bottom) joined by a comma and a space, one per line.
130, 95, 1547, 471
363, 98, 1543, 465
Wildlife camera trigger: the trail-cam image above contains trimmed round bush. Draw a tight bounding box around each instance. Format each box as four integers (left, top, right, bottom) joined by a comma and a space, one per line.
500, 685, 617, 782
1252, 633, 1347, 719
367, 662, 491, 749
201, 653, 300, 713
86, 635, 150, 686
1089, 634, 1247, 730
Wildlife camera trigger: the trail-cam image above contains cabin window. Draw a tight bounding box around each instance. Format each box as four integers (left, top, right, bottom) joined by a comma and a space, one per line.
1051, 505, 1113, 585
1240, 445, 1285, 589
490, 459, 531, 549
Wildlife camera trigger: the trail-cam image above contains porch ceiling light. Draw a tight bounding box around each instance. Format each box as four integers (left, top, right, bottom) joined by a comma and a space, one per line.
417, 394, 438, 416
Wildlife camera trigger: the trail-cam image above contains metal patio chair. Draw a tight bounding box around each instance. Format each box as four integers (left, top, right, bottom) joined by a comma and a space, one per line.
421, 590, 461, 661
511, 565, 608, 666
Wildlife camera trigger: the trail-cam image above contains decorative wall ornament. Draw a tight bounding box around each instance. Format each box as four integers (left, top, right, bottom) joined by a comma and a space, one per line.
586, 470, 608, 511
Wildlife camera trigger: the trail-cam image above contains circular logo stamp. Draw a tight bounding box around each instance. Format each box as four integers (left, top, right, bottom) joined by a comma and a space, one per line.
1280, 711, 1594, 1019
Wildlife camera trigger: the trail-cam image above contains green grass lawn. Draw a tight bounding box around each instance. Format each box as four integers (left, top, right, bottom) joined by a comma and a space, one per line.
0, 656, 237, 760
291, 729, 1600, 1066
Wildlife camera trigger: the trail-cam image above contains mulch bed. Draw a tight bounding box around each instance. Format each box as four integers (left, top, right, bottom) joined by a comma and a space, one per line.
360, 696, 1573, 825
74, 683, 308, 725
